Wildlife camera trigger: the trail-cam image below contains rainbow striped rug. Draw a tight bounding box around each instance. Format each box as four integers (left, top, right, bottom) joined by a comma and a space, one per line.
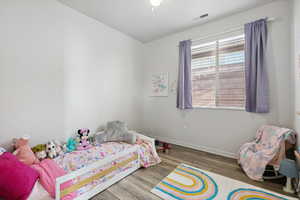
151, 164, 297, 200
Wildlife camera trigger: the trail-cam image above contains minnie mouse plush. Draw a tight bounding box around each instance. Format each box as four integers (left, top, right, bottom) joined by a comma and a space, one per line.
76, 129, 92, 150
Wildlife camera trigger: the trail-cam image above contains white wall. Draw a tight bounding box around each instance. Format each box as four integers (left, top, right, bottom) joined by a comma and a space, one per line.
293, 0, 300, 144
142, 0, 293, 158
62, 3, 143, 137
0, 0, 294, 158
0, 1, 65, 149
0, 0, 143, 149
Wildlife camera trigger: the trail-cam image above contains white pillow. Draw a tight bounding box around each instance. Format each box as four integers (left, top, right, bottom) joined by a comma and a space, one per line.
94, 121, 137, 145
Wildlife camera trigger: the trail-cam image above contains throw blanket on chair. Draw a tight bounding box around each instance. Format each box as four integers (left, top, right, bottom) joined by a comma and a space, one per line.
238, 125, 296, 181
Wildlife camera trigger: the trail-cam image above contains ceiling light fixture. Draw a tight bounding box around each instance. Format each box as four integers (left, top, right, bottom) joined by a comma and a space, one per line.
150, 0, 163, 7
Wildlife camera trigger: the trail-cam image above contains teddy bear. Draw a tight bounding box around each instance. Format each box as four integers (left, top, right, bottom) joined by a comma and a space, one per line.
31, 144, 47, 161
76, 129, 92, 150
13, 136, 40, 165
46, 141, 58, 159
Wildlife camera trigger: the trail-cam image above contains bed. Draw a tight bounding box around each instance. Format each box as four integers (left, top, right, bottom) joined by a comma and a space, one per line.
28, 132, 157, 200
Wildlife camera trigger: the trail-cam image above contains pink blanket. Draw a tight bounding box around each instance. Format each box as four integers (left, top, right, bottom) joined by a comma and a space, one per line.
238, 125, 296, 181
31, 159, 76, 200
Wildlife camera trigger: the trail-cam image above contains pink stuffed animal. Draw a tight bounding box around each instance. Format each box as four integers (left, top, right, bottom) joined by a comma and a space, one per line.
76, 129, 92, 150
13, 136, 40, 165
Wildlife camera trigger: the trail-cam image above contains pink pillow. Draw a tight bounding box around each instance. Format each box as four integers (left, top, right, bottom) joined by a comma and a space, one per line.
0, 152, 39, 200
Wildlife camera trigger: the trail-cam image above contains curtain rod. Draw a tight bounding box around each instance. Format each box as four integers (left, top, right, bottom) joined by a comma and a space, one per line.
177, 17, 276, 46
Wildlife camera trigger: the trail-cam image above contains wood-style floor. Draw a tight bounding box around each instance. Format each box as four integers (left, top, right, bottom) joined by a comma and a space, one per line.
92, 144, 296, 200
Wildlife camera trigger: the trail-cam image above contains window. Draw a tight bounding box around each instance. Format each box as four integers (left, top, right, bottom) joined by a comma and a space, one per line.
191, 35, 245, 109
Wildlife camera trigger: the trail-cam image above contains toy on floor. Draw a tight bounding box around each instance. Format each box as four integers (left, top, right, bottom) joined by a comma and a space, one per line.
46, 141, 58, 159
155, 140, 171, 154
66, 138, 77, 152
31, 144, 47, 161
76, 129, 92, 150
13, 136, 40, 165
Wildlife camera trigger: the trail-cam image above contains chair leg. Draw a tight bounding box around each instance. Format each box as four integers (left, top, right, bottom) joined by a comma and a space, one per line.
283, 177, 295, 194
273, 166, 278, 177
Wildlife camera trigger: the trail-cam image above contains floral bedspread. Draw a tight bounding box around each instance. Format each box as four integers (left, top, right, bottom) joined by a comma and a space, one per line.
55, 142, 132, 172
238, 125, 296, 181
54, 141, 160, 196
136, 140, 161, 168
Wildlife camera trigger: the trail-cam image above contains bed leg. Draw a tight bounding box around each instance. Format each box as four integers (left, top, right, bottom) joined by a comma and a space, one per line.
55, 180, 60, 200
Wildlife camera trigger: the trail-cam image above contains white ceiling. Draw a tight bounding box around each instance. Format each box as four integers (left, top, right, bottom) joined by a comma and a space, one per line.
59, 0, 276, 43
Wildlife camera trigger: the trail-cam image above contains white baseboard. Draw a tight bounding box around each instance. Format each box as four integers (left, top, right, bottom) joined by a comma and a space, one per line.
152, 135, 237, 159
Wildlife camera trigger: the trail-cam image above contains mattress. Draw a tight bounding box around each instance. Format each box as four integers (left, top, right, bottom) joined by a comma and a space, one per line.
54, 142, 140, 197
54, 142, 136, 172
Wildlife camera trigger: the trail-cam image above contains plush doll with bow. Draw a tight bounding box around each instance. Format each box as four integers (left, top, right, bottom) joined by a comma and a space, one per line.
76, 129, 92, 150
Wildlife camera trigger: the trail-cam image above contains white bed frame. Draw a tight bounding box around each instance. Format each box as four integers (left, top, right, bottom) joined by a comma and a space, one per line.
55, 132, 155, 200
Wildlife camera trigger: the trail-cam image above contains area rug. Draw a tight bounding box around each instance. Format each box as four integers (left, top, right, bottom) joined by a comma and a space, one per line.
151, 163, 297, 200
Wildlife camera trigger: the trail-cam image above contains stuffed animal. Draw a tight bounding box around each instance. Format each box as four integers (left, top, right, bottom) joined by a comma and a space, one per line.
46, 141, 58, 159
0, 147, 6, 156
76, 129, 92, 150
53, 140, 66, 155
66, 138, 77, 152
62, 142, 67, 153
31, 144, 47, 161
13, 136, 40, 165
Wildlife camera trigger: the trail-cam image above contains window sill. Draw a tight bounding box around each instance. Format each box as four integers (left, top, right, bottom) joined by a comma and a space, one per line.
192, 106, 245, 111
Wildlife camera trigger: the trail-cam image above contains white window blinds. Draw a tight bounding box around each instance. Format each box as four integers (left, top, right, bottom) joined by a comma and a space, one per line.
191, 35, 245, 109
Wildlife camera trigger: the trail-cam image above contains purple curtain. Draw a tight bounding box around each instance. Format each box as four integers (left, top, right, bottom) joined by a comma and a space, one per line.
245, 19, 269, 113
177, 40, 193, 109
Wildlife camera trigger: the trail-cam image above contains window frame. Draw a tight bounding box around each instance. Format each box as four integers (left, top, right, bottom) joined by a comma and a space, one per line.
191, 34, 246, 111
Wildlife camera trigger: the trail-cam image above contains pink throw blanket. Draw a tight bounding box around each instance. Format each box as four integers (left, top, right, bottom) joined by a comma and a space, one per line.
238, 125, 296, 181
31, 159, 76, 200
